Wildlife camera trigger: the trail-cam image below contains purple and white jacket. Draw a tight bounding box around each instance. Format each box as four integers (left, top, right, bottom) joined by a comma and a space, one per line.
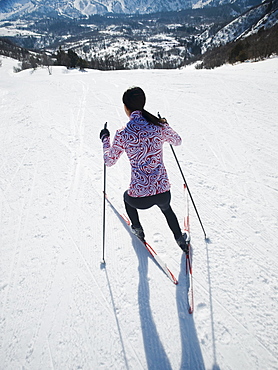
102, 111, 182, 198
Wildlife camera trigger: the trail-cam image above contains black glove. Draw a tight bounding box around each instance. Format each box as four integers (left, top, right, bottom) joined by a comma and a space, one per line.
158, 112, 168, 125
100, 127, 110, 141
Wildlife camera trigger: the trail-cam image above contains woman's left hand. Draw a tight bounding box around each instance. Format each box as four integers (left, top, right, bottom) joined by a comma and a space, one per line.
100, 127, 110, 141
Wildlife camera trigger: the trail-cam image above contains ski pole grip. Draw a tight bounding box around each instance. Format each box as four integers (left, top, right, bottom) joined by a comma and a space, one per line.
104, 122, 107, 129
158, 112, 168, 124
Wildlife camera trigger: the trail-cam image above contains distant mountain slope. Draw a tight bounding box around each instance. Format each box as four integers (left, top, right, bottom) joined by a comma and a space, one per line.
201, 0, 278, 52
0, 0, 276, 69
1, 0, 190, 18
0, 0, 264, 18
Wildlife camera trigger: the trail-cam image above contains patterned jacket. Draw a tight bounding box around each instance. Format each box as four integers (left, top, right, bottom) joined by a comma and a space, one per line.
102, 110, 182, 197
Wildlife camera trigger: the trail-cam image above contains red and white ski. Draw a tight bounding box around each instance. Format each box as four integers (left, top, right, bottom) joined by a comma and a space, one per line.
121, 214, 178, 285
106, 196, 178, 285
184, 184, 194, 314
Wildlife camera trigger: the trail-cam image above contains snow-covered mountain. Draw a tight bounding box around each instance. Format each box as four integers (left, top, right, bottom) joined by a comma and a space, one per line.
1, 0, 191, 18
0, 0, 265, 18
0, 0, 276, 70
201, 0, 278, 52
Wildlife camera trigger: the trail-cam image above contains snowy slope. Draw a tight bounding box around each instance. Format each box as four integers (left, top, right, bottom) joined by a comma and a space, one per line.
201, 0, 278, 52
0, 0, 193, 18
0, 57, 278, 370
0, 0, 265, 18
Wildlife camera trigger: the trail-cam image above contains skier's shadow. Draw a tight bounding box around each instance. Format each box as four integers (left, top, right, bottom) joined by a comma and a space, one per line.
176, 253, 206, 369
106, 199, 171, 368
106, 199, 205, 368
132, 236, 172, 370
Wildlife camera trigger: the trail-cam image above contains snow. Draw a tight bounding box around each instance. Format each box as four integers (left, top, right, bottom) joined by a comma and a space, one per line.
0, 56, 278, 369
0, 19, 40, 37
0, 27, 40, 37
201, 2, 278, 53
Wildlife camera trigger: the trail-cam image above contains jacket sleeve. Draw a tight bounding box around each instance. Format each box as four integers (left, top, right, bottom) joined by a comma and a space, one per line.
162, 123, 182, 146
102, 130, 125, 167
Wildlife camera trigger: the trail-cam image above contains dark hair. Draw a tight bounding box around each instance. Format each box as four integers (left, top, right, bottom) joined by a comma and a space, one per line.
122, 87, 163, 126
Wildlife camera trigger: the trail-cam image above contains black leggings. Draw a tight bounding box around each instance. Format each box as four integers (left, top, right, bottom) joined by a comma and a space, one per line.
124, 190, 182, 240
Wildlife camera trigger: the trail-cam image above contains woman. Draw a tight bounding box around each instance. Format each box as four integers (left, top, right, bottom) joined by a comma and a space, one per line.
100, 87, 189, 253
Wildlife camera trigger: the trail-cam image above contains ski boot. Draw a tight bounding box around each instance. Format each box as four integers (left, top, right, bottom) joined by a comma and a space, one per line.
176, 232, 190, 255
131, 225, 145, 242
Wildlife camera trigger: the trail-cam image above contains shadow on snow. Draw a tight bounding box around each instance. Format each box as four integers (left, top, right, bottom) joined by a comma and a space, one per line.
105, 198, 206, 369
176, 253, 205, 370
132, 236, 172, 370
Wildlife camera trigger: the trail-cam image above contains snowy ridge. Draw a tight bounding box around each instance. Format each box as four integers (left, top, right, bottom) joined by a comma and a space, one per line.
0, 0, 193, 18
0, 56, 278, 369
201, 0, 278, 52
243, 0, 278, 36
0, 0, 266, 18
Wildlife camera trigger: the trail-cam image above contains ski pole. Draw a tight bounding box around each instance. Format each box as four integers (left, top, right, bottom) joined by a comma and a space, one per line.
158, 113, 207, 240
102, 122, 107, 265
169, 144, 207, 240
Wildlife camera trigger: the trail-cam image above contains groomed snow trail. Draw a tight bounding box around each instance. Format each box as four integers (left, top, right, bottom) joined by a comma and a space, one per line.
0, 57, 277, 370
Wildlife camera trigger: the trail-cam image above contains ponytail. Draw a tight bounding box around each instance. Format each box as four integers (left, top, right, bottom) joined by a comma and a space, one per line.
142, 109, 163, 126
123, 86, 163, 126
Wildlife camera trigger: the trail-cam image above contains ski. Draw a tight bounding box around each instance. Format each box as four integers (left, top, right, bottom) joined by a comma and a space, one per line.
105, 195, 178, 285
184, 186, 194, 314
122, 214, 178, 285
186, 248, 194, 314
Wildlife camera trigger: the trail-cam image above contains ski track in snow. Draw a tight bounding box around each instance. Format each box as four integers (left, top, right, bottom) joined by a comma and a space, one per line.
0, 57, 277, 370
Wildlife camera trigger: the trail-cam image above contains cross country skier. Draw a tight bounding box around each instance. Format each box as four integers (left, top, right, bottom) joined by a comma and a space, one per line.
100, 87, 189, 253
